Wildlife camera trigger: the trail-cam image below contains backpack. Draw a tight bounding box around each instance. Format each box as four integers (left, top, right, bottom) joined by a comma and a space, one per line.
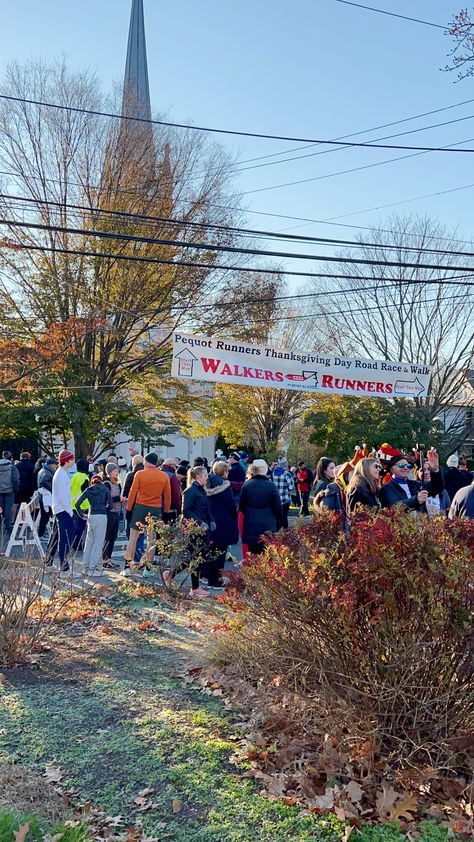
313, 482, 344, 513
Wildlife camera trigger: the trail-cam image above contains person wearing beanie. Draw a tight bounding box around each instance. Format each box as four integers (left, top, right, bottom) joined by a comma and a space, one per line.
228, 452, 246, 503
102, 463, 122, 569
0, 450, 20, 533
239, 460, 282, 554
71, 458, 91, 552
379, 450, 443, 511
51, 450, 79, 577
443, 452, 472, 501
271, 458, 295, 529
75, 475, 113, 576
123, 452, 171, 577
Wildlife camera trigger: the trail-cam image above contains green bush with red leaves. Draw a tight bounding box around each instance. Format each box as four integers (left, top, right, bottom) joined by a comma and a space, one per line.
214, 509, 474, 773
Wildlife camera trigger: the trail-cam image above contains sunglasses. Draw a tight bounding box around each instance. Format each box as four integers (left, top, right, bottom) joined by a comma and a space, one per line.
372, 464, 382, 471
395, 462, 411, 469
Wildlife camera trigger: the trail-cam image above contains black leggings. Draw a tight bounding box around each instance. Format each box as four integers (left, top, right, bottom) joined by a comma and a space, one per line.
103, 511, 120, 559
207, 544, 227, 587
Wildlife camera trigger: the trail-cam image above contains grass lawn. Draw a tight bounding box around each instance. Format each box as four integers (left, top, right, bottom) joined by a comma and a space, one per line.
0, 585, 454, 841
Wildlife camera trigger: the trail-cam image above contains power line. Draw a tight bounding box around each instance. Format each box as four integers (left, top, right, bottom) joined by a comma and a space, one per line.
229, 97, 474, 171
251, 291, 474, 323
323, 181, 474, 223
2, 214, 474, 272
3, 100, 474, 197
3, 191, 474, 258
333, 0, 447, 30
237, 111, 474, 176
243, 133, 474, 195
3, 93, 474, 154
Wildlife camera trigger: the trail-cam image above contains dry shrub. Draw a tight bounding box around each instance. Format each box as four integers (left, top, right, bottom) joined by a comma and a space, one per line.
0, 765, 70, 822
0, 560, 77, 666
213, 509, 474, 774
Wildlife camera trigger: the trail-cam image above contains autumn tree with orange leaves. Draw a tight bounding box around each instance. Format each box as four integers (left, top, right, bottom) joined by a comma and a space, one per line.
0, 59, 247, 455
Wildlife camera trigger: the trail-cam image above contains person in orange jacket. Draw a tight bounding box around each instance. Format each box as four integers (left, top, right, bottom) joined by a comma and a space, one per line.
122, 452, 171, 578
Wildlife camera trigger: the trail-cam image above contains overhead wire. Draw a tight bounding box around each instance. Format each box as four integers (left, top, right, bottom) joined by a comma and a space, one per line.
2, 214, 474, 271
3, 191, 474, 258
2, 93, 474, 153
333, 0, 447, 30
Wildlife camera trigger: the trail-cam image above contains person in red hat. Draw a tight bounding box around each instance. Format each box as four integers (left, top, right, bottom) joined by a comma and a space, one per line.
51, 449, 79, 578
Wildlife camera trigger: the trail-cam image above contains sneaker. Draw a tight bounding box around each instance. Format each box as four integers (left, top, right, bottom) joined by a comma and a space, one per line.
91, 569, 103, 578
190, 587, 211, 600
162, 570, 173, 587
142, 568, 156, 579
59, 567, 81, 580
120, 566, 131, 578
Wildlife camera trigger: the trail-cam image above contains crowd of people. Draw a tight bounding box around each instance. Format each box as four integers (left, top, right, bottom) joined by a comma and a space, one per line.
0, 442, 473, 597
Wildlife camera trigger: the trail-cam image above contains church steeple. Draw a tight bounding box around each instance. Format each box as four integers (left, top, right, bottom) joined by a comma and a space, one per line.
122, 0, 152, 122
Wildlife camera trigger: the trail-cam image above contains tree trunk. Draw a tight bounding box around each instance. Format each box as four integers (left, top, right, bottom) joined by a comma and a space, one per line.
71, 418, 92, 459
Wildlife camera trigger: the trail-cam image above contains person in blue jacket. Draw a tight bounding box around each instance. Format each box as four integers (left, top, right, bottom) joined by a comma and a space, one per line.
206, 461, 239, 587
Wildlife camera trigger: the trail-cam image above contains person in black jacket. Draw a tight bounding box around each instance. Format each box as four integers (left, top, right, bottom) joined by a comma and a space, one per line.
443, 453, 472, 501
37, 457, 58, 537
181, 466, 213, 598
206, 462, 239, 587
15, 452, 35, 505
347, 458, 381, 513
379, 451, 443, 511
313, 457, 337, 495
228, 452, 246, 502
239, 459, 282, 554
75, 477, 113, 576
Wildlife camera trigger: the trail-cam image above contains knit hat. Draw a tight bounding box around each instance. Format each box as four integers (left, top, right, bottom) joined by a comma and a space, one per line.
145, 452, 159, 466
252, 459, 268, 476
76, 458, 89, 474
106, 462, 119, 476
278, 457, 289, 469
96, 459, 107, 467
447, 453, 459, 468
2, 451, 12, 460
45, 457, 58, 466
118, 457, 127, 467
91, 475, 103, 485
58, 449, 74, 466
230, 452, 241, 461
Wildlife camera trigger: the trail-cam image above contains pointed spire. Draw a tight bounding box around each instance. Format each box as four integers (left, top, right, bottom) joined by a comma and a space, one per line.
122, 0, 152, 121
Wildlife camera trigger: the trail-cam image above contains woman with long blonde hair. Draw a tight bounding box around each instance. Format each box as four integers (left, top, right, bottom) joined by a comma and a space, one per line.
346, 458, 382, 514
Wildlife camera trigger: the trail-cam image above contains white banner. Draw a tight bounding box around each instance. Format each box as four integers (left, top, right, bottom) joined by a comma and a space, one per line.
171, 332, 431, 399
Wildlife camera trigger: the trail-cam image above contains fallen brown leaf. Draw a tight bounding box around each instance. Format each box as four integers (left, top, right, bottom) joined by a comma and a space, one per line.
44, 765, 64, 784
386, 796, 418, 823
172, 798, 181, 814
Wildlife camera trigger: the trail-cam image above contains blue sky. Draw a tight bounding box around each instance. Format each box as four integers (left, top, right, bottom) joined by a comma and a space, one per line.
0, 0, 471, 255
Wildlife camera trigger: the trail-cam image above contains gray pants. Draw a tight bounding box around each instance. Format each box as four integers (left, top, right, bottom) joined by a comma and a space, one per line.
82, 514, 107, 574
